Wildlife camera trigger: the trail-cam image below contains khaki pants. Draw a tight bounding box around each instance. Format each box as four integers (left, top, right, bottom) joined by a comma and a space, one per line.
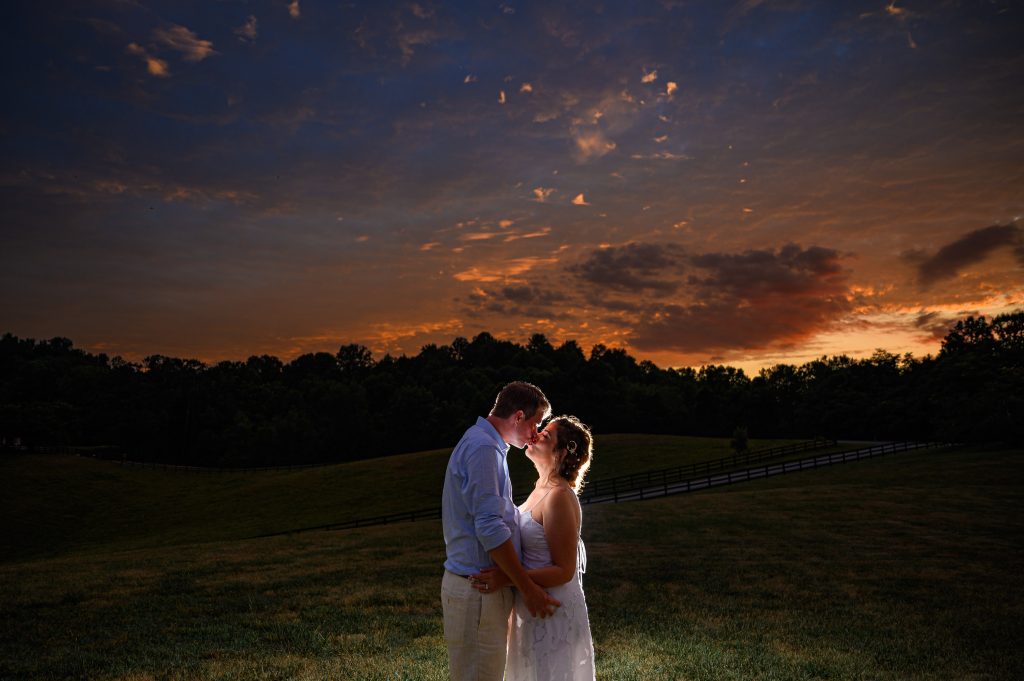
441, 569, 514, 681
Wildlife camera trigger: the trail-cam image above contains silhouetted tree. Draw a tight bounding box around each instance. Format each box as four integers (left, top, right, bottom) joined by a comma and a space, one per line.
1, 310, 1020, 465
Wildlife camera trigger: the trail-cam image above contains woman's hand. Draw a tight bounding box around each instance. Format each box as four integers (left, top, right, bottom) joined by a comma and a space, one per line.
469, 567, 510, 594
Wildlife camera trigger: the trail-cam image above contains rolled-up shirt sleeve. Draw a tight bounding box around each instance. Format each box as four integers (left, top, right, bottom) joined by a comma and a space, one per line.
464, 444, 513, 552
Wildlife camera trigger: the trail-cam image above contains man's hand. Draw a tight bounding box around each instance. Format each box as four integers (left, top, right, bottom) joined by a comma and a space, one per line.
520, 580, 560, 619
487, 539, 561, 618
469, 566, 510, 593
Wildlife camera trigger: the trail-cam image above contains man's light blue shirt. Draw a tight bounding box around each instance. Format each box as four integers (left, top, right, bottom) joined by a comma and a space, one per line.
442, 416, 521, 575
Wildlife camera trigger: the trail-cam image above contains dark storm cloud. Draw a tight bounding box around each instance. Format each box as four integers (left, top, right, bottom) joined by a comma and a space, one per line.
688, 244, 846, 297
637, 244, 850, 352
569, 242, 851, 354
917, 224, 1024, 286
463, 285, 569, 319
569, 243, 686, 293
913, 311, 968, 342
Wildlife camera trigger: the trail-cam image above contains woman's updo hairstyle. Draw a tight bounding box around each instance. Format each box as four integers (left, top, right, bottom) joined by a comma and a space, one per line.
553, 415, 593, 494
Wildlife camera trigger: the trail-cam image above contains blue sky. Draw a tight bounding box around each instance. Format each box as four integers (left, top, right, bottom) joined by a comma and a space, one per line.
1, 0, 1021, 371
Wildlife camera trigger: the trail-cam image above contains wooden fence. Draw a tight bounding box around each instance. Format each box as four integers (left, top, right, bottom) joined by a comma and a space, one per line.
579, 440, 957, 505
578, 438, 837, 501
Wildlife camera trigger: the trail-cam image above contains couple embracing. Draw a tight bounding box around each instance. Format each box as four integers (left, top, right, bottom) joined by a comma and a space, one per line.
441, 381, 595, 681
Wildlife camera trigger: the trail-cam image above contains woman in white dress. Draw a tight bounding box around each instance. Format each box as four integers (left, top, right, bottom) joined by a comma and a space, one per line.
470, 415, 595, 681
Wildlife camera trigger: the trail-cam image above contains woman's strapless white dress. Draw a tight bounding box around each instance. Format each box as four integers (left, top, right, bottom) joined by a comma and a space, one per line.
506, 504, 595, 681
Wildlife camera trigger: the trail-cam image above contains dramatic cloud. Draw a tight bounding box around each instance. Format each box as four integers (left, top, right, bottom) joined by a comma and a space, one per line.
917, 224, 1024, 286
629, 244, 851, 353
153, 25, 217, 62
3, 2, 1020, 370
688, 244, 847, 298
914, 311, 964, 341
464, 285, 568, 318
570, 243, 685, 293
567, 242, 852, 354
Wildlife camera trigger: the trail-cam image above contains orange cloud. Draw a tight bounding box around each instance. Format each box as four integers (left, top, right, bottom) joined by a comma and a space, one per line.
453, 256, 559, 283
573, 129, 616, 161
126, 43, 169, 77
153, 25, 217, 62
533, 187, 555, 202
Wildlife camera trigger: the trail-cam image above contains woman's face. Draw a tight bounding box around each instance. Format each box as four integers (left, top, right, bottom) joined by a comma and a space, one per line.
526, 422, 561, 464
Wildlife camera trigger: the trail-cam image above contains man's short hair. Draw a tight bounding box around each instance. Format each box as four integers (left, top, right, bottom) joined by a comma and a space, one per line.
490, 381, 551, 421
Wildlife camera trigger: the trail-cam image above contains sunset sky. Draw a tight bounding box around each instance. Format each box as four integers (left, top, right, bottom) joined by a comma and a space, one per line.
2, 0, 1022, 373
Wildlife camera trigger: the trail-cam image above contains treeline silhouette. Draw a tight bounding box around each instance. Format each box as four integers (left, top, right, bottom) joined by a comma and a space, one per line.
2, 311, 1021, 466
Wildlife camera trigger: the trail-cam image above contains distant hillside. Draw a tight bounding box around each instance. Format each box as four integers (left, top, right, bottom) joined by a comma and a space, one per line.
1, 434, 800, 563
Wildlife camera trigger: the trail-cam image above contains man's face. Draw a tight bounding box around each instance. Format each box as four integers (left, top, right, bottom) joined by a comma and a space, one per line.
511, 409, 546, 449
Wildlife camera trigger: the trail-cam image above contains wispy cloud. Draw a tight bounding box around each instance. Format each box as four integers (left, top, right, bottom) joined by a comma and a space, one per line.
573, 128, 616, 162
153, 25, 217, 62
916, 224, 1024, 286
504, 227, 552, 242
453, 256, 560, 283
641, 68, 658, 83
288, 0, 301, 19
460, 232, 500, 241
630, 151, 690, 160
235, 16, 258, 43
398, 29, 440, 65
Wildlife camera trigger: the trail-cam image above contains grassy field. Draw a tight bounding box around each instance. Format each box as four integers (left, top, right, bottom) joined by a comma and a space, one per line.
0, 434, 811, 562
1, 440, 1021, 680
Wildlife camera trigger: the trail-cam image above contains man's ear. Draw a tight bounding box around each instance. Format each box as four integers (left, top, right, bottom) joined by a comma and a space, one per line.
514, 409, 524, 424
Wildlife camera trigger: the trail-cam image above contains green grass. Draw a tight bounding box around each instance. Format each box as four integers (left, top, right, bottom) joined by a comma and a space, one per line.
1, 441, 1020, 680
0, 435, 806, 562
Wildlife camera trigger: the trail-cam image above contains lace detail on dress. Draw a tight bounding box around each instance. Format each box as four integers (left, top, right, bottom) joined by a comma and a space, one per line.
506, 509, 595, 681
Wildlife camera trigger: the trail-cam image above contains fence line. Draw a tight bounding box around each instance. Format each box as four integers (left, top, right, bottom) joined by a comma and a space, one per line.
580, 440, 958, 506
256, 440, 955, 538
578, 438, 836, 501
